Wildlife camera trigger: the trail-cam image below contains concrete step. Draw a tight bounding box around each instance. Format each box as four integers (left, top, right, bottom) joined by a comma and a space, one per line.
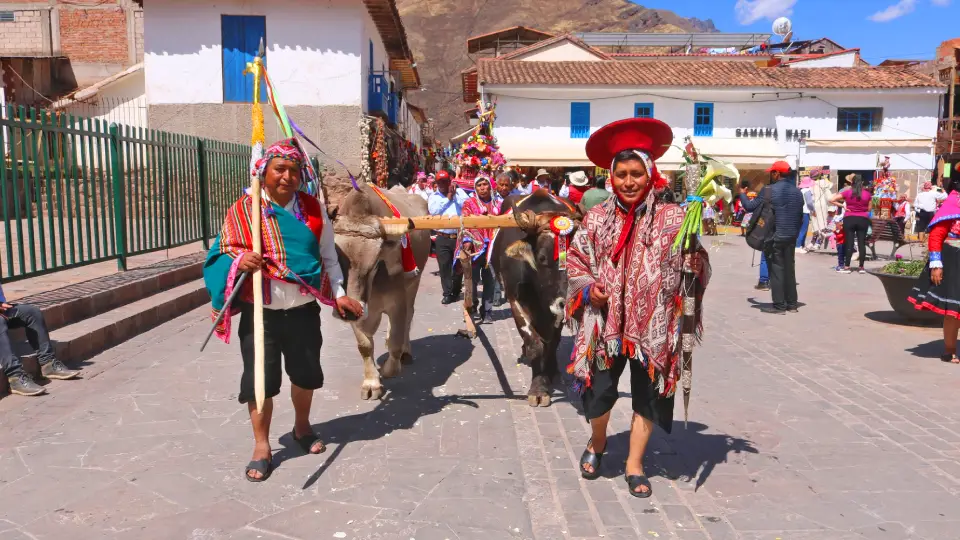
3, 279, 210, 395
12, 252, 205, 333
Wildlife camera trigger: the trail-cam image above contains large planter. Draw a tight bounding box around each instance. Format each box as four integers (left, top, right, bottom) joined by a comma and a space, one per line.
866, 269, 943, 323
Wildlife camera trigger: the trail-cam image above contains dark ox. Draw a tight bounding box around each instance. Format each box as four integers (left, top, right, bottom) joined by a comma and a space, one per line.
491, 190, 581, 407
331, 184, 431, 400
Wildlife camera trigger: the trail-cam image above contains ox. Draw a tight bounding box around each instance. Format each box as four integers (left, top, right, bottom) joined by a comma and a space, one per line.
491, 190, 581, 407
332, 184, 431, 400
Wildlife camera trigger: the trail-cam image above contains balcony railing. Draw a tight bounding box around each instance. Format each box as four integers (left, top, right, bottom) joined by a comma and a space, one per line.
936, 117, 960, 154
368, 72, 398, 126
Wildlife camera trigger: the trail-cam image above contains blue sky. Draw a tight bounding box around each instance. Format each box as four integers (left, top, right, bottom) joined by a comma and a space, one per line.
639, 0, 957, 63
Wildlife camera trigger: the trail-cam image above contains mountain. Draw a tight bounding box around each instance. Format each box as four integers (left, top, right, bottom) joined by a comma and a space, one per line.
396, 0, 718, 140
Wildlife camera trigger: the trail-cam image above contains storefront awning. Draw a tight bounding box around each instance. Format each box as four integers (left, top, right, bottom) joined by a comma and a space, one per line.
501, 137, 786, 171
804, 138, 932, 149
657, 138, 785, 170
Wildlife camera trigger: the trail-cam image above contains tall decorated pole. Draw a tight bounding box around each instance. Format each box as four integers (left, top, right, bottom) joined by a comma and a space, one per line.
672, 136, 736, 426
680, 154, 702, 426
244, 39, 267, 413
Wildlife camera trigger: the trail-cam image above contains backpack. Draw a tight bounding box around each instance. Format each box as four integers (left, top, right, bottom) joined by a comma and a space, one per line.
745, 187, 776, 250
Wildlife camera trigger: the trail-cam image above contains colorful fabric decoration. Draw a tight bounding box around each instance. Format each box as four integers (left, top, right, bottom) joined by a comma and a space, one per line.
253, 138, 305, 178
369, 185, 419, 276
372, 119, 389, 187
455, 101, 508, 187
204, 192, 334, 343
550, 215, 575, 270
565, 197, 710, 395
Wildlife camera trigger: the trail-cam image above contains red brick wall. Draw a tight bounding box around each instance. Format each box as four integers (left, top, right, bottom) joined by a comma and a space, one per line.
59, 7, 128, 64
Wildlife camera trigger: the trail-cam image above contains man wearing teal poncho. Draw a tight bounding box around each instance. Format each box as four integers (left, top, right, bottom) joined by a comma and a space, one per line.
204, 138, 363, 482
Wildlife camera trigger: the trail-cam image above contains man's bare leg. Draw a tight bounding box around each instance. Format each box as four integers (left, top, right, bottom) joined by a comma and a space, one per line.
582, 411, 611, 475
625, 413, 654, 494
292, 384, 324, 453
247, 398, 273, 480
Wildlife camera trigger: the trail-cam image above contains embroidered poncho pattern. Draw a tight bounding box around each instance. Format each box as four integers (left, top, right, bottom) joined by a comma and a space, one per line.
203, 192, 334, 343
565, 194, 711, 397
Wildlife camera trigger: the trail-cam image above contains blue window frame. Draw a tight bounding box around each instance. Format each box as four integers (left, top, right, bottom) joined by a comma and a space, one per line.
222, 15, 266, 103
694, 103, 714, 137
570, 102, 590, 139
634, 103, 654, 118
837, 108, 882, 132
369, 39, 374, 73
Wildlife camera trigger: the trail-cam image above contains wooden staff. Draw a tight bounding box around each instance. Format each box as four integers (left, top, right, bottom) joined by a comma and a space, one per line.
251, 174, 266, 413
244, 40, 267, 414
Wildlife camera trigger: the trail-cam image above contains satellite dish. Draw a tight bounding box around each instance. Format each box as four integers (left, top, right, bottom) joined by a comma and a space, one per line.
773, 17, 792, 39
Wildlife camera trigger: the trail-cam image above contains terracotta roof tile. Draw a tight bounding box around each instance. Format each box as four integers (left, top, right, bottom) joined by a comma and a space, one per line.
497, 34, 612, 61
477, 59, 944, 90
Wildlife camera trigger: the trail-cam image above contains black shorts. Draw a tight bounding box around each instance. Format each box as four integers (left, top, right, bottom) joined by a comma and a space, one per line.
238, 302, 324, 404
581, 355, 675, 434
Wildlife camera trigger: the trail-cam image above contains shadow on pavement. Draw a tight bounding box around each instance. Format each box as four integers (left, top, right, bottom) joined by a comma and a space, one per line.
906, 338, 948, 359
602, 422, 757, 491
865, 310, 942, 329
281, 333, 481, 489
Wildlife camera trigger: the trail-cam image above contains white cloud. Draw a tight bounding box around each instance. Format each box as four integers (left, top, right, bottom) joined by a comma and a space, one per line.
931, 0, 951, 6
868, 0, 917, 21
734, 0, 799, 25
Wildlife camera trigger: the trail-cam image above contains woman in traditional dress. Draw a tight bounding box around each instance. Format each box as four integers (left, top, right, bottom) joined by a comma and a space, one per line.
908, 162, 960, 364
459, 175, 501, 323
204, 138, 364, 482
565, 119, 711, 497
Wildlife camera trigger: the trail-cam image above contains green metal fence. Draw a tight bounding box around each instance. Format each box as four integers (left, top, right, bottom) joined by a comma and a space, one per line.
0, 105, 251, 281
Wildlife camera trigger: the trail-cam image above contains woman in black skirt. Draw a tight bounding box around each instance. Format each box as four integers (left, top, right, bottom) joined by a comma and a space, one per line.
908, 162, 960, 363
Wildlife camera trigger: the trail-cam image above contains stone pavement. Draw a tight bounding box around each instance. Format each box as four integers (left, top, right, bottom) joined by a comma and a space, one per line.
1, 235, 959, 539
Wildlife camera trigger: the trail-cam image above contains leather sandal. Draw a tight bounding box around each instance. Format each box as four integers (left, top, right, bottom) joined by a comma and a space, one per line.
625, 474, 652, 498
579, 439, 605, 480
245, 458, 273, 482
292, 429, 327, 455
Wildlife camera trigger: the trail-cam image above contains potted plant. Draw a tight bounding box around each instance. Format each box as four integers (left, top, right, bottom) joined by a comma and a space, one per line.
866, 256, 942, 322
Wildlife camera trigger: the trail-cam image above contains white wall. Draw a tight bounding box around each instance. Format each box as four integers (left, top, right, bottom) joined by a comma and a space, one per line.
787, 51, 858, 68
517, 41, 606, 62
66, 69, 147, 129
486, 85, 941, 170
144, 0, 364, 106
360, 6, 392, 114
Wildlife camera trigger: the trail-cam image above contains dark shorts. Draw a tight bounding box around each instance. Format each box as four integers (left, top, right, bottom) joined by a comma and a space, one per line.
581, 355, 675, 434
238, 302, 324, 404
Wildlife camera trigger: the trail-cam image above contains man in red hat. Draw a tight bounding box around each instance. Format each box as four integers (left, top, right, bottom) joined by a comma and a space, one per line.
428, 170, 469, 304
738, 160, 804, 314
565, 118, 711, 498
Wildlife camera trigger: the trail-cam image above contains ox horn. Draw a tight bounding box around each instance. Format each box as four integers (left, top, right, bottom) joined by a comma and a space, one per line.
514, 210, 541, 235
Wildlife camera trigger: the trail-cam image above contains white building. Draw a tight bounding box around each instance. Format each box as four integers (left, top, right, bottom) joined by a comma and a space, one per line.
142, 0, 421, 172
474, 36, 944, 191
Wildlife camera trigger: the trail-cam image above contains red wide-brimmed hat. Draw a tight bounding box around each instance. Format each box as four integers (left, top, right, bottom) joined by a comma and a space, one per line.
585, 118, 674, 169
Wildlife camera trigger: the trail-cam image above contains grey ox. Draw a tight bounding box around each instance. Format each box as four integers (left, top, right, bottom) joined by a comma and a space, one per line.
331, 184, 431, 400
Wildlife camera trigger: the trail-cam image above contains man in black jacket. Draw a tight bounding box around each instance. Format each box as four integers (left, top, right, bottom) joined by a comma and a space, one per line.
739, 161, 804, 314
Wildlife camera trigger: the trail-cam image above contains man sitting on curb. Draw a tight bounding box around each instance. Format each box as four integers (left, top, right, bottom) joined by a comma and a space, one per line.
0, 284, 79, 396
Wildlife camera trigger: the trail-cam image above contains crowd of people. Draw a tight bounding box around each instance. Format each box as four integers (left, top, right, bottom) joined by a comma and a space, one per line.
417, 166, 613, 317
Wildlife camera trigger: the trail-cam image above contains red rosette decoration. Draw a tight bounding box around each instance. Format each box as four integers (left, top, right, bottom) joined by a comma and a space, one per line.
550, 216, 575, 269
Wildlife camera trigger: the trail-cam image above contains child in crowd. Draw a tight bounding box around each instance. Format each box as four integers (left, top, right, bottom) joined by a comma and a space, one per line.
702, 203, 718, 236
833, 210, 847, 271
